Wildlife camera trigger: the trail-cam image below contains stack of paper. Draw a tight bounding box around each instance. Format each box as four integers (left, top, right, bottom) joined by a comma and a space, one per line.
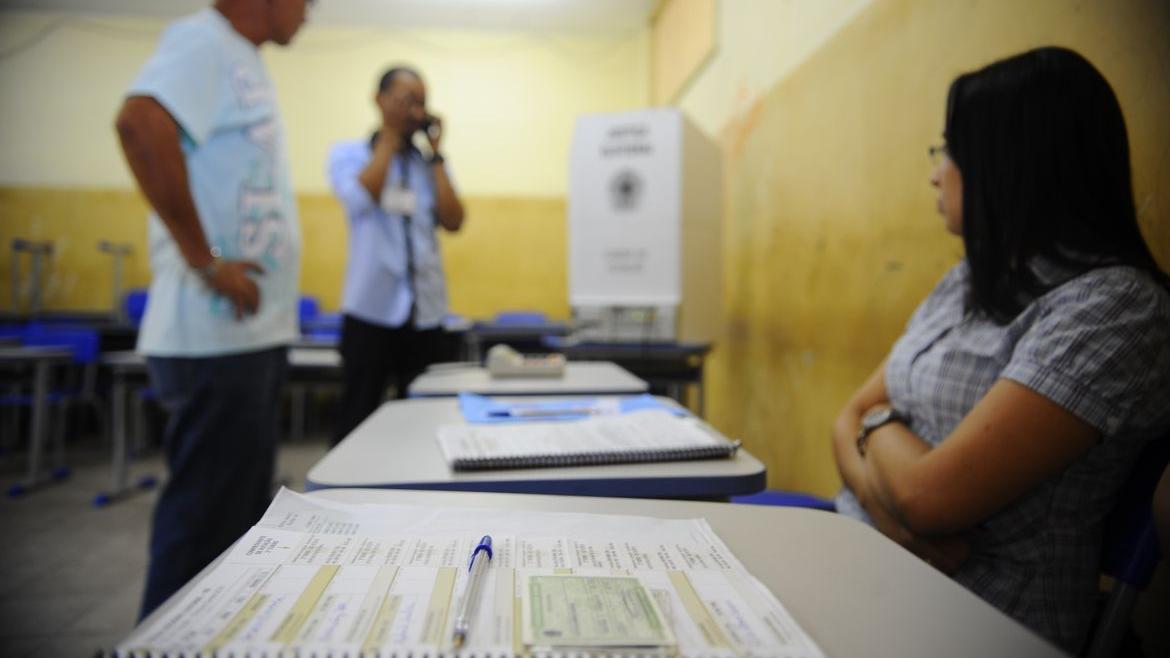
113, 488, 824, 658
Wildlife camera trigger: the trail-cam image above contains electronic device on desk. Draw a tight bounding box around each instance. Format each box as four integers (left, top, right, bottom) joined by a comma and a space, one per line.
486, 344, 565, 378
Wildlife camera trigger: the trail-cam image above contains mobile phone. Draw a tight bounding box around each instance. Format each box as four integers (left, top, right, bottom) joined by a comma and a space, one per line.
420, 115, 439, 139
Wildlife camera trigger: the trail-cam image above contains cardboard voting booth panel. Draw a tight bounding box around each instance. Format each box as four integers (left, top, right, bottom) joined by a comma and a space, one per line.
568, 109, 721, 343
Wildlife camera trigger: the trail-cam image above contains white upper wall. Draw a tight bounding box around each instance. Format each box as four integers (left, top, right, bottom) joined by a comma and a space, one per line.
0, 0, 658, 31
676, 0, 874, 139
0, 10, 650, 196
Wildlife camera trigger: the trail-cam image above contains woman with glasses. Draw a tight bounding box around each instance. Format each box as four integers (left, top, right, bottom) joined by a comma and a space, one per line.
831, 46, 1170, 653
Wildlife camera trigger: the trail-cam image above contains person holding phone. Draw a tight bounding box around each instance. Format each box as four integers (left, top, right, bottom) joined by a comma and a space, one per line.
327, 66, 466, 445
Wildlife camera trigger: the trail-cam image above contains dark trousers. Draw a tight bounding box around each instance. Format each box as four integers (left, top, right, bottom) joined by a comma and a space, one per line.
334, 314, 452, 446
139, 346, 287, 620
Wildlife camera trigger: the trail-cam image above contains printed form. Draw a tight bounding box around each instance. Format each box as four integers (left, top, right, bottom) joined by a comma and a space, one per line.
117, 489, 824, 658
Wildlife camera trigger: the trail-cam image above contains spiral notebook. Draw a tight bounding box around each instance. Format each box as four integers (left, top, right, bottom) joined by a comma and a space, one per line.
436, 408, 740, 471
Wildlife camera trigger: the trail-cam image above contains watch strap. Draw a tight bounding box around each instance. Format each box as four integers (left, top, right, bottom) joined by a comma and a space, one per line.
856, 408, 908, 456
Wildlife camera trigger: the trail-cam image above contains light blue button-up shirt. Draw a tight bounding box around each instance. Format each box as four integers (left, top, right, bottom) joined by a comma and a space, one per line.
327, 140, 450, 329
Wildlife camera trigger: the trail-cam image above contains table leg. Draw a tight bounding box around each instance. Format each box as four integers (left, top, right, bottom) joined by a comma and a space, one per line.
111, 371, 128, 493
466, 334, 481, 362
25, 360, 49, 485
697, 364, 705, 418
291, 385, 306, 442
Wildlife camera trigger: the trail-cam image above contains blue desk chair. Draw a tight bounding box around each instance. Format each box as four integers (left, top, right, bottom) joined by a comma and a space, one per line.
3, 324, 102, 495
1085, 436, 1170, 658
731, 489, 836, 511
0, 323, 29, 451
299, 295, 341, 342
124, 288, 149, 327
493, 310, 548, 325
119, 287, 158, 455
299, 295, 320, 328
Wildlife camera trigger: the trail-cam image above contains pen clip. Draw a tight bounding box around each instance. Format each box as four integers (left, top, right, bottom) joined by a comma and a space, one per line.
468, 535, 493, 570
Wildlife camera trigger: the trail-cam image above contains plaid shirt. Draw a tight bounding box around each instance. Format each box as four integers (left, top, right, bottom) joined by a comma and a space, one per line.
836, 259, 1170, 652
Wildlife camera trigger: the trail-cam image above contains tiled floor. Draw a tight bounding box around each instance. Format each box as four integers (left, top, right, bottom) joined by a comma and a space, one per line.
0, 436, 328, 658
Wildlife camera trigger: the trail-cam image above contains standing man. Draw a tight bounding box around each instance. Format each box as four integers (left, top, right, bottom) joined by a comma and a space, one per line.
114, 0, 308, 618
328, 66, 465, 445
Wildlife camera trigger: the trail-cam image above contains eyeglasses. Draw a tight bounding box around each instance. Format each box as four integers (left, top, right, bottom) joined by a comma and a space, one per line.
391, 93, 426, 110
928, 143, 949, 165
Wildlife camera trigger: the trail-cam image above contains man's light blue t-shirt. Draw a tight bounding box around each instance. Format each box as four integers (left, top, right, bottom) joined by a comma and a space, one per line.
128, 8, 300, 356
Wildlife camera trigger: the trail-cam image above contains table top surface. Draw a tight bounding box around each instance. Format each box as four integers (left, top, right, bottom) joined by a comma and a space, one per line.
100, 347, 339, 369
467, 320, 571, 336
307, 396, 766, 498
291, 336, 341, 350
0, 345, 74, 363
408, 361, 648, 397
546, 337, 714, 358
296, 488, 1062, 658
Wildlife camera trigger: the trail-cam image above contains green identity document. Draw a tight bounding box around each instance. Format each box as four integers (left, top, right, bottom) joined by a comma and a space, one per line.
523, 574, 677, 650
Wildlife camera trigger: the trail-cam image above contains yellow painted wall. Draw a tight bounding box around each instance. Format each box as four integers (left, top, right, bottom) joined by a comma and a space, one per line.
704, 0, 1170, 496
650, 0, 716, 104
0, 12, 649, 196
0, 11, 643, 316
676, 0, 875, 138
0, 187, 568, 318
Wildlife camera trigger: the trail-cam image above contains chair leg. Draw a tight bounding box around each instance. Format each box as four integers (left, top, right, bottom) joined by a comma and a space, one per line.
290, 384, 306, 442
51, 402, 67, 468
131, 390, 148, 455
1, 389, 19, 452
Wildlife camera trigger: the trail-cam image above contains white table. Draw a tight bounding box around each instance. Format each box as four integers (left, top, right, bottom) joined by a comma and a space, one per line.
407, 361, 648, 397
287, 347, 340, 369
178, 488, 1061, 658
307, 396, 766, 498
98, 347, 343, 504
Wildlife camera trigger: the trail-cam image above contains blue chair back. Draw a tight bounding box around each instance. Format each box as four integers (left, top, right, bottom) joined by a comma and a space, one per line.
299, 296, 320, 324
22, 324, 100, 364
0, 323, 25, 341
1101, 437, 1170, 586
124, 289, 149, 326
1085, 436, 1170, 658
493, 311, 547, 326
731, 489, 836, 512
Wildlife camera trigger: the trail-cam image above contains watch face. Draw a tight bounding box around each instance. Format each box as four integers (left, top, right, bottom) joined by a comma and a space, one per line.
863, 408, 894, 430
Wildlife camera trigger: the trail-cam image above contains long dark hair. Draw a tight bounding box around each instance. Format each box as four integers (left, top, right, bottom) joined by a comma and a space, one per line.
944, 47, 1166, 322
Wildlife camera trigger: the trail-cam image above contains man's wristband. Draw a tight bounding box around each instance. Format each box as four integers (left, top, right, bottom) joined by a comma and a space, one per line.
195, 253, 222, 282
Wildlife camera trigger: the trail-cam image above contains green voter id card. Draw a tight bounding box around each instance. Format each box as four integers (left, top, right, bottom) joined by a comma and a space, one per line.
523, 574, 677, 649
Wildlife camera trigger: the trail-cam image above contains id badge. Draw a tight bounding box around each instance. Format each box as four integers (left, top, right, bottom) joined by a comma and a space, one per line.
381, 186, 417, 216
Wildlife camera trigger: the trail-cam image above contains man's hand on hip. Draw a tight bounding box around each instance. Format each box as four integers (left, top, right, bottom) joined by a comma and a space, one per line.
203, 260, 265, 320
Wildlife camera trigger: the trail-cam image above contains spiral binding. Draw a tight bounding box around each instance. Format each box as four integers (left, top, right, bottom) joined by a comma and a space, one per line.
449, 441, 741, 472
105, 646, 706, 650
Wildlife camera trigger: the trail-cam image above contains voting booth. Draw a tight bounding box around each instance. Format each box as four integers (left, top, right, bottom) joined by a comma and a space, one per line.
568, 108, 722, 342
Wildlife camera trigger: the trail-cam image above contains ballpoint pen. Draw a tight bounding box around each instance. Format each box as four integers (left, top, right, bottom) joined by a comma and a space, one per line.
452, 535, 493, 650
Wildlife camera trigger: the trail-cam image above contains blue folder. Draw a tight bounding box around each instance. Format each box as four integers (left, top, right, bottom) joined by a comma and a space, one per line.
458, 392, 689, 424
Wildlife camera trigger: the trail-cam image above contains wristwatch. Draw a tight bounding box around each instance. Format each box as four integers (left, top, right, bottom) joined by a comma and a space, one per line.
195, 248, 223, 283
856, 407, 909, 456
